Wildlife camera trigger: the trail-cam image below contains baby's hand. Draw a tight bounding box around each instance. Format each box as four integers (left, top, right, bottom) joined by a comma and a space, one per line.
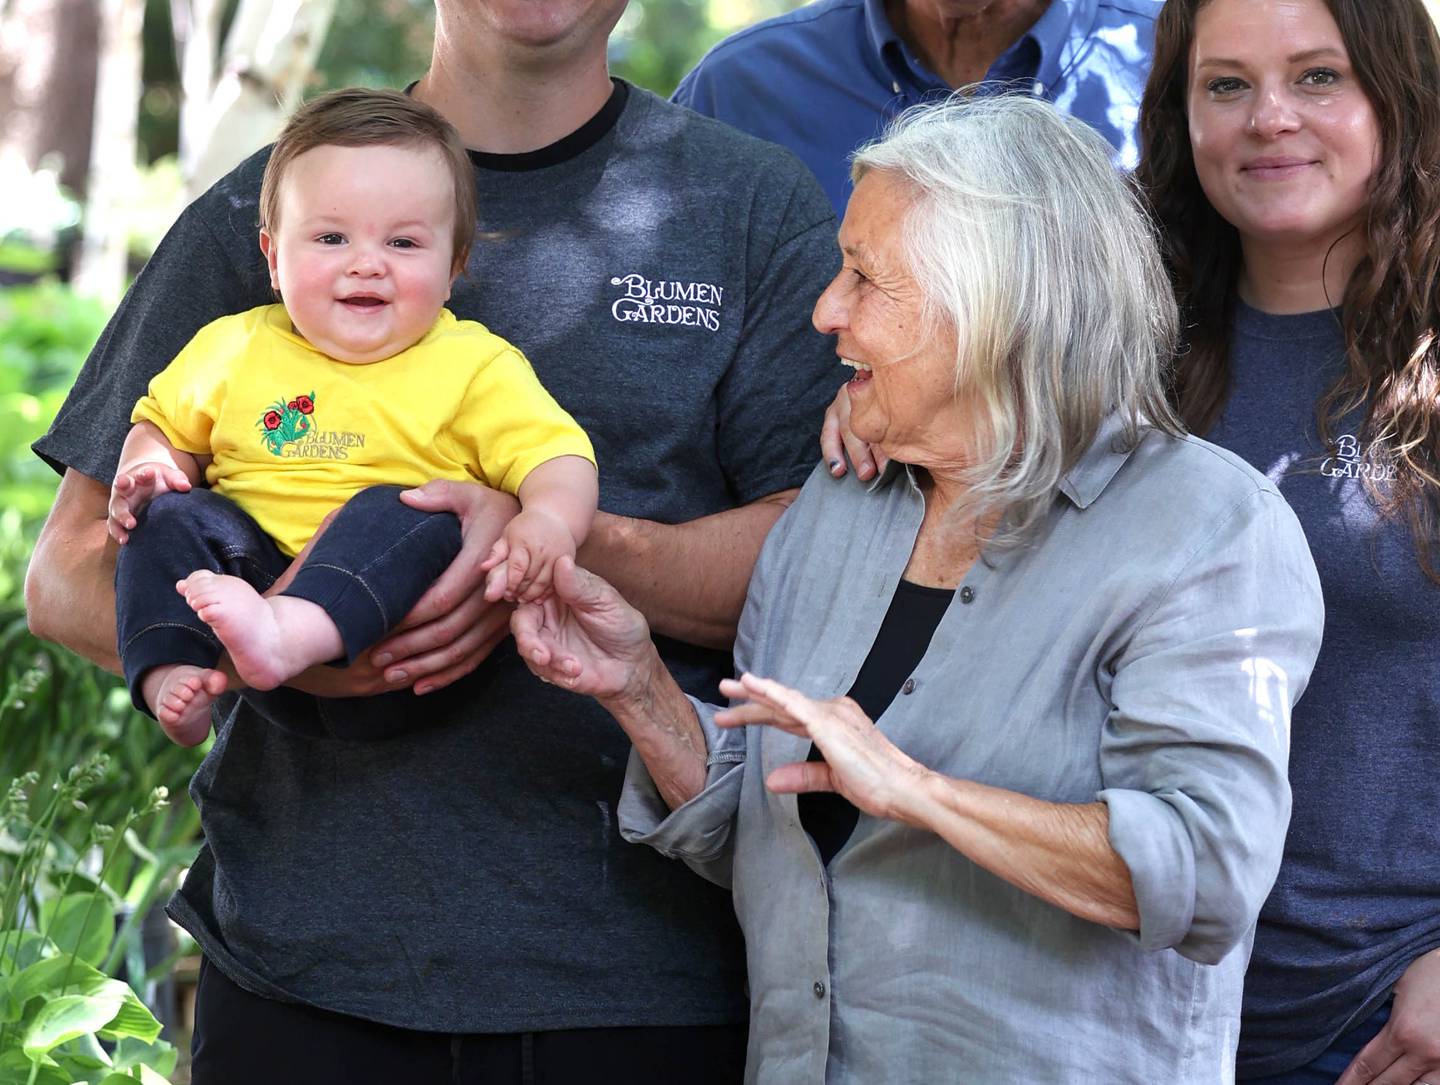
479, 508, 577, 603
108, 462, 193, 544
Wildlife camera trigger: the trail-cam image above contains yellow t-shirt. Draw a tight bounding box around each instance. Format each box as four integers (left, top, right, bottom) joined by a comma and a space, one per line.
132, 305, 595, 556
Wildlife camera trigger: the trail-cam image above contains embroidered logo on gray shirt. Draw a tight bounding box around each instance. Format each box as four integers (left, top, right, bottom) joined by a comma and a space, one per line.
608, 273, 725, 330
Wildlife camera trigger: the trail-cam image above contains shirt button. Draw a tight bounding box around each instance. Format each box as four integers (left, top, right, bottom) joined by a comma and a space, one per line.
901, 678, 916, 695
891, 81, 901, 94
960, 586, 976, 604
813, 981, 827, 999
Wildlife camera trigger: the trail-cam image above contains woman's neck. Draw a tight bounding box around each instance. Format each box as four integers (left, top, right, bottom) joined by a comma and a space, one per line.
1238, 228, 1364, 315
906, 468, 999, 588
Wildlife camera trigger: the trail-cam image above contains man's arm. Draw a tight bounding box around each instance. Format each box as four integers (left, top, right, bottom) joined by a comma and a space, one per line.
578, 488, 797, 650
26, 470, 122, 673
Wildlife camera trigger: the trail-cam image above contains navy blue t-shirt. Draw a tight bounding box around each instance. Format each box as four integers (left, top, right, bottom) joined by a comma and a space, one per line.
1207, 303, 1440, 1077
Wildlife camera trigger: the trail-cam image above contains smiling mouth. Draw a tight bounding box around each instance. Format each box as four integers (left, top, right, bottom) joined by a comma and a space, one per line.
1241, 160, 1317, 181
841, 357, 873, 384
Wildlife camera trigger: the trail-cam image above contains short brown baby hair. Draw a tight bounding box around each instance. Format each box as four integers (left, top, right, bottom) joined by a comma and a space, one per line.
259, 87, 476, 274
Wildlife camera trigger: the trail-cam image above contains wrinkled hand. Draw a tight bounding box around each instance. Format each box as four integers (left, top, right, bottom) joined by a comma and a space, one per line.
819, 384, 889, 481
108, 462, 192, 544
481, 507, 576, 603
1337, 949, 1440, 1085
511, 556, 656, 702
715, 673, 929, 824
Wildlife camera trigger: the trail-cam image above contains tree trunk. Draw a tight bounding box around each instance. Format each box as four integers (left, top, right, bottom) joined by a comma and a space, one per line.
184, 0, 337, 198
171, 0, 225, 178
0, 0, 100, 197
71, 0, 144, 304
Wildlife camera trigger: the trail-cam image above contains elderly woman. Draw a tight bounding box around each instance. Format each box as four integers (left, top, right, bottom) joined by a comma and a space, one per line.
1138, 1, 1440, 1081
515, 96, 1324, 1082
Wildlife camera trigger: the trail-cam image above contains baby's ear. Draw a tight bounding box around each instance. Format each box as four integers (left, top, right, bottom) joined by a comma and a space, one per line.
258, 228, 282, 292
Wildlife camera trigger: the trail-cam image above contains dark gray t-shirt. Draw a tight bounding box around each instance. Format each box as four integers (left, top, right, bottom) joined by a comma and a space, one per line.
1208, 304, 1440, 1076
35, 84, 844, 1032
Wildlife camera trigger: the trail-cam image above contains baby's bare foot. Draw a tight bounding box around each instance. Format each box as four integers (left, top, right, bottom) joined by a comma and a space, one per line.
178, 571, 344, 690
178, 571, 292, 690
144, 664, 226, 746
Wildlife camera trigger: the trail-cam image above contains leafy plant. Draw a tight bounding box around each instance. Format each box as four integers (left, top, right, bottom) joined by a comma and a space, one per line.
0, 749, 180, 1085
0, 282, 206, 1077
0, 283, 108, 604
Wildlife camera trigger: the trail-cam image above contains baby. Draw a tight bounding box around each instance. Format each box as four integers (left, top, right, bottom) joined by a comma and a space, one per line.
108, 88, 597, 745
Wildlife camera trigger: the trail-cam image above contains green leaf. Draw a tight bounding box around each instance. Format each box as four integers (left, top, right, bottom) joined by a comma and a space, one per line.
39, 893, 114, 968
95, 978, 162, 1046
0, 930, 56, 972
21, 990, 125, 1058
112, 1036, 176, 1078
5, 954, 105, 1010
0, 1049, 68, 1085
53, 1029, 112, 1068
96, 1074, 143, 1085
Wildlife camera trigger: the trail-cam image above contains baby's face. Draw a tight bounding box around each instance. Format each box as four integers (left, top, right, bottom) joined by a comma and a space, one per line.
261, 143, 458, 364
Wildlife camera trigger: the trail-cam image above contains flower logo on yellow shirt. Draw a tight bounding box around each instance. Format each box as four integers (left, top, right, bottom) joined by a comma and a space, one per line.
257, 391, 316, 456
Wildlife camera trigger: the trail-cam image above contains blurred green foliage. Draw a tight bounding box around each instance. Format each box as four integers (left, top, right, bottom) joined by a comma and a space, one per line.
0, 284, 108, 604
0, 284, 204, 1074
0, 281, 205, 848
0, 753, 183, 1084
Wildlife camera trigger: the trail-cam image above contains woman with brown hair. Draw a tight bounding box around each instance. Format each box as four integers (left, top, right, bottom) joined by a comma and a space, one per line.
1138, 0, 1440, 1081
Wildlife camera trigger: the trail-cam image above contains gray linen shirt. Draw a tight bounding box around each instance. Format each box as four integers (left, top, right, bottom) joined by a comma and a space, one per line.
620, 416, 1324, 1083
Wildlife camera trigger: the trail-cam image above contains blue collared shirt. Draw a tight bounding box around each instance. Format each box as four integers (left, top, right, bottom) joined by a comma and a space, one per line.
674, 0, 1161, 215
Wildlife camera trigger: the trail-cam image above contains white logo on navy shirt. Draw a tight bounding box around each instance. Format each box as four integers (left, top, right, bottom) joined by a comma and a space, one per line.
608, 273, 724, 330
1321, 433, 1398, 481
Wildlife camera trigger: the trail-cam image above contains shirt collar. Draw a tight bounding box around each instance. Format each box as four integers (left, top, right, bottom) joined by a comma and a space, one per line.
865, 410, 1138, 511
862, 0, 1100, 93
1058, 410, 1138, 510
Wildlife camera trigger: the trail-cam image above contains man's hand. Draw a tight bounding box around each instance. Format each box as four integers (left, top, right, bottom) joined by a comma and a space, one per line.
1336, 949, 1440, 1085
371, 479, 521, 695
108, 462, 193, 544
232, 480, 521, 700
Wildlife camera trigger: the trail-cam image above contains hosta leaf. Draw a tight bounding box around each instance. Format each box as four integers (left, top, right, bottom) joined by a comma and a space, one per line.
38, 894, 113, 968
135, 1065, 172, 1085
113, 1036, 177, 1077
6, 955, 106, 1009
0, 1049, 68, 1085
52, 1028, 113, 1069
95, 980, 162, 1046
21, 990, 125, 1058
0, 930, 56, 972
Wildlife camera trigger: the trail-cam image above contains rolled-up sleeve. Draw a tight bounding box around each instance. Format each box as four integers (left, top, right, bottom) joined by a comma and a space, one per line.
617, 698, 747, 886
1098, 487, 1324, 964
618, 495, 796, 886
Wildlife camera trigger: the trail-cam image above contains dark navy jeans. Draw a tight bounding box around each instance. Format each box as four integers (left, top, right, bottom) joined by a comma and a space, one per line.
1243, 1001, 1393, 1084
115, 485, 460, 734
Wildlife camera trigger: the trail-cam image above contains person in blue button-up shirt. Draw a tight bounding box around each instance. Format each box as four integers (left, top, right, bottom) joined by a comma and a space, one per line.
674, 0, 1161, 216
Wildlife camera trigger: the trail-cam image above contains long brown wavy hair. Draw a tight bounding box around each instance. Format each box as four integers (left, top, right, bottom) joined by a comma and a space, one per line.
1138, 0, 1440, 581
